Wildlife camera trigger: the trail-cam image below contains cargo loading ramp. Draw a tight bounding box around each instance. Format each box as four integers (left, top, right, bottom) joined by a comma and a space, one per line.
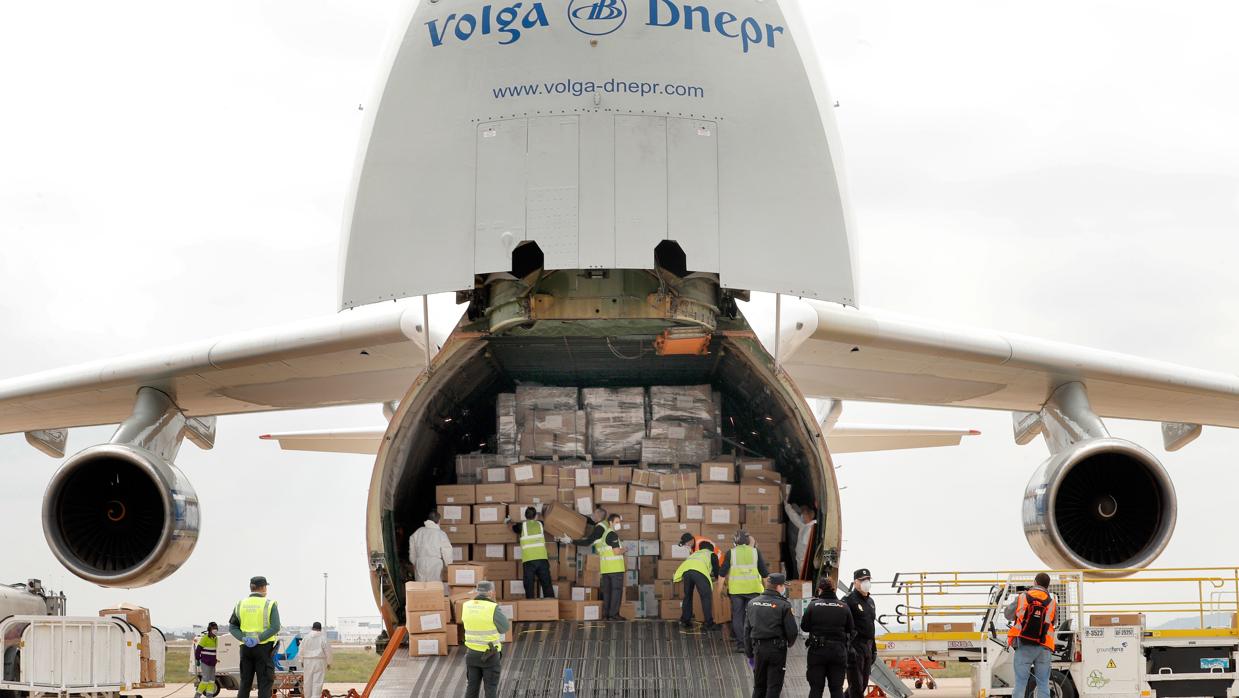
370, 619, 891, 698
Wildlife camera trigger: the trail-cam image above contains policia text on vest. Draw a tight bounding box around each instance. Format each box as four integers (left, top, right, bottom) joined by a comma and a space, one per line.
228, 577, 281, 698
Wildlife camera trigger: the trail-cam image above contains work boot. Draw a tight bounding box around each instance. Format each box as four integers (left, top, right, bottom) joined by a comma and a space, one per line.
678, 619, 693, 629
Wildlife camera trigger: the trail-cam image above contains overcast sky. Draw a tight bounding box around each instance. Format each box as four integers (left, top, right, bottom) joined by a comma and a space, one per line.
2, 1, 1238, 630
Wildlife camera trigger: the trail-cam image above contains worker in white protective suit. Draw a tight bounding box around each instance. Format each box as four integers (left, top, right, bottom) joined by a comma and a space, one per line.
783, 486, 817, 580
299, 622, 332, 698
409, 510, 454, 583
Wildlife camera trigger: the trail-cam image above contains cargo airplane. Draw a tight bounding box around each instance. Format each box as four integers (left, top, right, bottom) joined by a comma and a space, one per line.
3, 0, 1236, 632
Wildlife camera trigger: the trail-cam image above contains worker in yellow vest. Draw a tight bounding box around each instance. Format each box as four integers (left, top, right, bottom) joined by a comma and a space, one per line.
594, 513, 626, 620
674, 540, 721, 630
462, 580, 511, 698
227, 576, 281, 698
192, 622, 219, 698
510, 507, 554, 598
721, 529, 770, 652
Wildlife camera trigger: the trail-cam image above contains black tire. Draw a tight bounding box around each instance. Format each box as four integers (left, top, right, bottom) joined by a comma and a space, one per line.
218, 674, 240, 691
915, 679, 923, 688
1024, 669, 1076, 698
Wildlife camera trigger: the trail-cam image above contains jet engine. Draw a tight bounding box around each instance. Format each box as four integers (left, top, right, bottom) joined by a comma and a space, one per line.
1023, 437, 1176, 573
42, 443, 200, 588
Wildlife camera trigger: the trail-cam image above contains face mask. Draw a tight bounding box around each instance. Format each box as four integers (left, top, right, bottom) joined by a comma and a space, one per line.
858, 580, 872, 594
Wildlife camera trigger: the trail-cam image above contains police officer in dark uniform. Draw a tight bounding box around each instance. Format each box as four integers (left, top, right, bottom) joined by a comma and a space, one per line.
744, 573, 799, 698
801, 577, 854, 698
843, 568, 877, 698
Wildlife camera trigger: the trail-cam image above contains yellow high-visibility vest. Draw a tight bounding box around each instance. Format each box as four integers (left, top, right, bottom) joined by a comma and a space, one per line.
235, 596, 277, 644
593, 522, 625, 575
462, 599, 502, 653
520, 520, 548, 562
674, 549, 715, 590
727, 545, 763, 595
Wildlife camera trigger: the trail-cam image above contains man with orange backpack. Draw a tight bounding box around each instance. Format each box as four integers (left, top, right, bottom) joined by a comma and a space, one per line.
1004, 572, 1057, 698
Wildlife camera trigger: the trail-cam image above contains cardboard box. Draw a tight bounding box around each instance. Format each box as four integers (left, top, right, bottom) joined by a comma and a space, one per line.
406, 609, 449, 633
626, 485, 657, 508
141, 658, 156, 683
657, 559, 685, 579
698, 483, 741, 504
440, 504, 471, 523
637, 539, 660, 556
511, 462, 544, 484
740, 483, 781, 504
660, 599, 685, 620
662, 542, 693, 559
447, 564, 486, 587
99, 605, 152, 633
639, 509, 659, 540
657, 471, 699, 491
741, 504, 781, 525
594, 484, 627, 504
570, 586, 596, 601
1088, 614, 1145, 626
505, 579, 527, 598
619, 601, 638, 620
476, 483, 518, 504
785, 580, 814, 599
704, 505, 740, 526
442, 523, 477, 545
476, 542, 509, 561
700, 524, 734, 549
659, 522, 700, 542
476, 523, 518, 544
482, 467, 510, 483
482, 560, 519, 580
740, 470, 783, 485
409, 632, 448, 657
444, 624, 460, 646
573, 488, 595, 516
518, 485, 558, 504
474, 503, 506, 524
657, 495, 679, 521
406, 581, 449, 611
927, 622, 976, 632
682, 504, 704, 521
701, 461, 736, 483
517, 599, 560, 621
654, 579, 679, 599
450, 545, 468, 563
559, 600, 604, 621
436, 485, 477, 505
582, 555, 601, 588
564, 466, 591, 488
631, 469, 660, 488
542, 502, 590, 539
540, 463, 564, 485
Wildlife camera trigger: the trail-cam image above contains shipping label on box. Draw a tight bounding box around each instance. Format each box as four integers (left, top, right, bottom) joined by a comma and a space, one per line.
575, 489, 594, 516
507, 579, 526, 598
407, 609, 448, 633
512, 462, 543, 484
447, 564, 485, 586
436, 485, 477, 505
629, 486, 657, 507
640, 511, 658, 533
476, 483, 518, 503
684, 505, 704, 521
637, 539, 661, 556
658, 496, 678, 521
483, 467, 509, 483
573, 467, 591, 487
702, 461, 735, 482
662, 543, 692, 559
706, 505, 738, 525
441, 505, 470, 523
475, 504, 504, 523
594, 484, 627, 503
451, 545, 467, 562
478, 543, 507, 560
409, 633, 448, 656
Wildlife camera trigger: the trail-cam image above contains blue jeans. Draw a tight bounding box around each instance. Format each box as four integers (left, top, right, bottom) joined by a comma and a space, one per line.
1012, 641, 1051, 698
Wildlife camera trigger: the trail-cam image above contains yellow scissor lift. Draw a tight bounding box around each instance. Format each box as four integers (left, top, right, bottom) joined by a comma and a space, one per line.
872, 568, 1239, 698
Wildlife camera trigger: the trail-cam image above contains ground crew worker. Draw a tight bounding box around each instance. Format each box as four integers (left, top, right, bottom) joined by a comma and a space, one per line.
783, 487, 817, 579
745, 573, 798, 698
674, 540, 722, 629
721, 530, 770, 652
511, 507, 554, 598
299, 621, 332, 698
843, 569, 877, 698
462, 580, 511, 698
574, 513, 624, 620
802, 578, 854, 698
192, 622, 219, 698
228, 576, 281, 698
1004, 572, 1057, 698
678, 532, 725, 566
409, 510, 454, 583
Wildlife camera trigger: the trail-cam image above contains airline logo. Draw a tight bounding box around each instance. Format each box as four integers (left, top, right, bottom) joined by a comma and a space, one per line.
568, 0, 627, 35
425, 0, 784, 53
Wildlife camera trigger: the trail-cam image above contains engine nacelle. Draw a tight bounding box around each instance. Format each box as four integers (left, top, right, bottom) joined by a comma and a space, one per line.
42, 443, 200, 588
1023, 437, 1176, 574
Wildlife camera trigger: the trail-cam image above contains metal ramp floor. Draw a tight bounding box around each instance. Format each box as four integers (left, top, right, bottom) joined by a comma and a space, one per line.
371, 620, 907, 698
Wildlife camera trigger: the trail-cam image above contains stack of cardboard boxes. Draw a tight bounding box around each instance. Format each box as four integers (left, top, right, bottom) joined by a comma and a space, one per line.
99, 604, 158, 684
415, 384, 793, 635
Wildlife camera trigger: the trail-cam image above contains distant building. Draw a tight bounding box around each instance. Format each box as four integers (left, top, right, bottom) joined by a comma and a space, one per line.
337, 616, 383, 644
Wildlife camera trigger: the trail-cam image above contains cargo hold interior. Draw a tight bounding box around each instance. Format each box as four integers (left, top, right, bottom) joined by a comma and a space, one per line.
379, 330, 830, 587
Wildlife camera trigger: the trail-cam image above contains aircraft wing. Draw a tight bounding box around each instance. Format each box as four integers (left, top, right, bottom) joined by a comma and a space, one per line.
259, 427, 384, 455
0, 301, 428, 436
826, 423, 980, 454
784, 300, 1239, 431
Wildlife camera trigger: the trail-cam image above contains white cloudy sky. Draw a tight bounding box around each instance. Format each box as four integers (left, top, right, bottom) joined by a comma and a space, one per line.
2, 1, 1239, 629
